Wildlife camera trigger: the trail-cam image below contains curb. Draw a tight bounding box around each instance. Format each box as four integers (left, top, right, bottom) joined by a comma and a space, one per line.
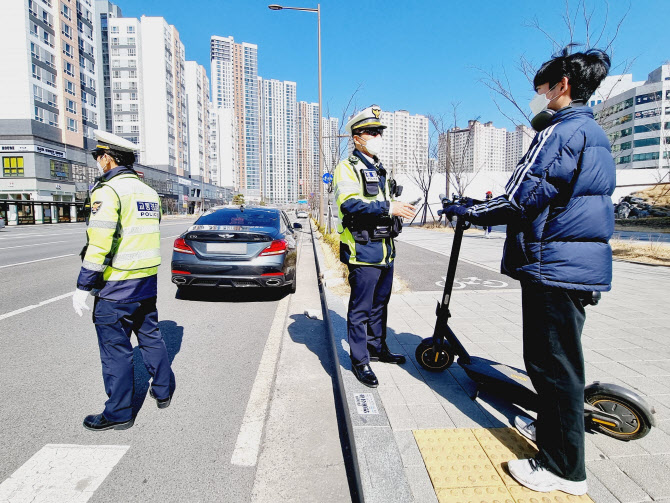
310, 221, 364, 503
311, 222, 415, 503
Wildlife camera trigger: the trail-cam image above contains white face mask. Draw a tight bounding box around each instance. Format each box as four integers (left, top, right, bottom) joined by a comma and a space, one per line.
529, 83, 560, 116
96, 161, 104, 176
362, 135, 383, 157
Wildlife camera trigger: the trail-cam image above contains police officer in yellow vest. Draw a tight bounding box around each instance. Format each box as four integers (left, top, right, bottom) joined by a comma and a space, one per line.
72, 130, 175, 431
335, 105, 416, 387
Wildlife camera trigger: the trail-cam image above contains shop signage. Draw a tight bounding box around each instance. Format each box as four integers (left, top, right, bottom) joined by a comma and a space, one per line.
0, 144, 66, 158
178, 177, 192, 186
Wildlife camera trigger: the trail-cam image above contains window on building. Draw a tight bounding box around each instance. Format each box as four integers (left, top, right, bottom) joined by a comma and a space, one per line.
635, 123, 661, 134
67, 118, 78, 132
62, 24, 72, 39
66, 99, 76, 113
111, 37, 119, 45
128, 37, 135, 45
50, 159, 71, 180
64, 61, 74, 76
129, 70, 137, 78
61, 3, 71, 20
63, 43, 73, 58
634, 137, 660, 148
636, 91, 662, 105
65, 80, 76, 95
128, 48, 136, 56
632, 152, 660, 162
111, 26, 119, 33
127, 26, 135, 33
32, 63, 41, 81
3, 157, 25, 177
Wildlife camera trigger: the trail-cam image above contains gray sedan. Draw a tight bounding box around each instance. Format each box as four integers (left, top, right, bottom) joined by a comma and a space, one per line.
171, 206, 301, 295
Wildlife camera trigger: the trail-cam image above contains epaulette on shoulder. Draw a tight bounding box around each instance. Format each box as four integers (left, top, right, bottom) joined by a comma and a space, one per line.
348, 155, 359, 164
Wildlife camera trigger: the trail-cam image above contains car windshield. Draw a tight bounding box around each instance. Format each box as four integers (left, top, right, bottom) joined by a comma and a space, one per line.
195, 209, 280, 228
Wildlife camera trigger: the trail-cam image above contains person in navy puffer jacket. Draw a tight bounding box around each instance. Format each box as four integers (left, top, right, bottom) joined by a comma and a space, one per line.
443, 47, 614, 496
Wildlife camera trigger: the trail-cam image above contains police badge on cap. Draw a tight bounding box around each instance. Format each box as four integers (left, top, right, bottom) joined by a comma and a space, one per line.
344, 105, 388, 135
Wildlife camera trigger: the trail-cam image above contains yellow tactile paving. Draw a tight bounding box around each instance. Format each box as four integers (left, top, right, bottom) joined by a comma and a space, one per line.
473, 427, 539, 486
414, 429, 503, 489
436, 486, 515, 503
414, 428, 594, 503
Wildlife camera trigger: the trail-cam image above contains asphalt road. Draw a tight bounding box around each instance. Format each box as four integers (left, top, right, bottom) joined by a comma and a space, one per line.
394, 240, 519, 292
0, 219, 288, 501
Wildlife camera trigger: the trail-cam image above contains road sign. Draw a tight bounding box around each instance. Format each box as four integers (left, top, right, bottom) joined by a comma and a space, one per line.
322, 173, 333, 184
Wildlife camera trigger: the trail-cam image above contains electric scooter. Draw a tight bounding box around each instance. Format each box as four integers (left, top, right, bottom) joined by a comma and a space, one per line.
414, 206, 656, 441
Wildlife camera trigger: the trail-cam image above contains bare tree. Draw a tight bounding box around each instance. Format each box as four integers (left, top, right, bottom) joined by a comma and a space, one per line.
406, 128, 438, 225
432, 103, 484, 199
477, 0, 632, 130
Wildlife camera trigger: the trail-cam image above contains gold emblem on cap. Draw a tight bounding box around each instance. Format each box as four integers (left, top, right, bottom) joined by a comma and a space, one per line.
372, 107, 381, 119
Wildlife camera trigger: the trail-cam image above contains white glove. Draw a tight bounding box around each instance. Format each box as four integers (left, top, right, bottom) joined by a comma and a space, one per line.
73, 288, 91, 317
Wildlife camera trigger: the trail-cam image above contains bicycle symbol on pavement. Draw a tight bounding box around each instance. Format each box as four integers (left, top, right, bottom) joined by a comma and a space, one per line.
435, 276, 508, 289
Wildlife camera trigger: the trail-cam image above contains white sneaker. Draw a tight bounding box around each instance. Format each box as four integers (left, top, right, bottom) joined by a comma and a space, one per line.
514, 415, 537, 442
507, 458, 588, 495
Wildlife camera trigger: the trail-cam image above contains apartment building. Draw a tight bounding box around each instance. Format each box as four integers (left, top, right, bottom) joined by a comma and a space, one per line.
94, 0, 121, 133
107, 15, 188, 175
0, 0, 103, 224
210, 36, 260, 197
185, 61, 210, 183
505, 124, 534, 171
378, 110, 429, 175
259, 79, 297, 204
441, 120, 513, 176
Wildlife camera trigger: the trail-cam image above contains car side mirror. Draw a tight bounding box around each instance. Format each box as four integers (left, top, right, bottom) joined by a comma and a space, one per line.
293, 222, 302, 229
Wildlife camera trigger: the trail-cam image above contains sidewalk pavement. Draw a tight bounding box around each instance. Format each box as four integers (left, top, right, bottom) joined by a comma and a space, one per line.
251, 226, 349, 502
321, 226, 670, 503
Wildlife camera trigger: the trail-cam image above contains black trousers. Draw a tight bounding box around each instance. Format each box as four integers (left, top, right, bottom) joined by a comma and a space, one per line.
521, 283, 587, 482
347, 263, 394, 365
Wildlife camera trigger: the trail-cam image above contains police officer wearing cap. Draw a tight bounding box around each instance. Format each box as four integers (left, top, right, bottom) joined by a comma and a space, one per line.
334, 105, 416, 387
73, 130, 175, 431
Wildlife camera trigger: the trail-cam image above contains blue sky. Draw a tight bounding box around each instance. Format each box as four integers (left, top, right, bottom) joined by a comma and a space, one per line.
120, 0, 667, 131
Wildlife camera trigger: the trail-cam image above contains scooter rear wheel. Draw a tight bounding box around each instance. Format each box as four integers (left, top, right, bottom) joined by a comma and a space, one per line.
585, 393, 651, 441
415, 337, 454, 372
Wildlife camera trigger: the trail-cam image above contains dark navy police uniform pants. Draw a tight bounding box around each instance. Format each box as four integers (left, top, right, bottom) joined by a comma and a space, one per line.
93, 297, 174, 422
347, 262, 394, 365
522, 283, 588, 482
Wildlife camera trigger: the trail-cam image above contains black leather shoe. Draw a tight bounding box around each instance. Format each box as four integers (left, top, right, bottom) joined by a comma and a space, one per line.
352, 363, 379, 388
368, 345, 406, 364
149, 388, 173, 409
83, 413, 134, 431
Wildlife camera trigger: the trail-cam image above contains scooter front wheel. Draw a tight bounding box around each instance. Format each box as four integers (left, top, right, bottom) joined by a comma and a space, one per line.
585, 392, 652, 441
415, 337, 454, 372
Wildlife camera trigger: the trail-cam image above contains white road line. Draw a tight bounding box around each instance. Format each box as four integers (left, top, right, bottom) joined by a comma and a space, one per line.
0, 232, 80, 241
0, 292, 74, 322
0, 254, 76, 269
0, 240, 71, 251
231, 295, 290, 467
161, 234, 181, 240
0, 444, 128, 502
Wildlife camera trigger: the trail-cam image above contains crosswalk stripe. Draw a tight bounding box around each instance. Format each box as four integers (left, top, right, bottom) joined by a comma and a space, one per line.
0, 444, 129, 502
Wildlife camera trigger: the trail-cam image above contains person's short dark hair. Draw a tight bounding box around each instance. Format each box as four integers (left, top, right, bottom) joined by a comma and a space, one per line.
533, 46, 611, 102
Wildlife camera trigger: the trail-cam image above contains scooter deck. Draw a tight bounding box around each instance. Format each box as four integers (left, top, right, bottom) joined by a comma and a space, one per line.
459, 356, 538, 409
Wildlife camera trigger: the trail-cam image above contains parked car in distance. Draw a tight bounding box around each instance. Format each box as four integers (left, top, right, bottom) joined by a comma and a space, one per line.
171, 206, 302, 295
296, 211, 309, 219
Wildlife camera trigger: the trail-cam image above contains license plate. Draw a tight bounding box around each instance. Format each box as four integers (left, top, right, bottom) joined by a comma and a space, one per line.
207, 242, 247, 254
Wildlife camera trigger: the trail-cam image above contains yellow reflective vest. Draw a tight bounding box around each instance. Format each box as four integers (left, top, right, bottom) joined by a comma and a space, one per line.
81, 171, 161, 283
334, 153, 395, 266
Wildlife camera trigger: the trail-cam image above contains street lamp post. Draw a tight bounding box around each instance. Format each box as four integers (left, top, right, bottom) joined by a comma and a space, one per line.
269, 3, 323, 226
